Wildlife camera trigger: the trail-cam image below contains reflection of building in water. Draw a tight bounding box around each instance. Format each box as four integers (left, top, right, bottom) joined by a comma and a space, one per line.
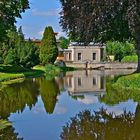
64, 70, 105, 94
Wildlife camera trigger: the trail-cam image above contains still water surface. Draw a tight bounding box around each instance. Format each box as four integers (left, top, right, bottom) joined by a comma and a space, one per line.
0, 70, 140, 140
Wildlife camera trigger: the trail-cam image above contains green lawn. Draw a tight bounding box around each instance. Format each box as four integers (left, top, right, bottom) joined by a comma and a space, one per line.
0, 65, 44, 82
0, 73, 24, 82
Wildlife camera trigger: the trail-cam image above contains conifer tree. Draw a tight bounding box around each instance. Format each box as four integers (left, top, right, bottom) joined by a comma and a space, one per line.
4, 48, 17, 65
40, 26, 58, 65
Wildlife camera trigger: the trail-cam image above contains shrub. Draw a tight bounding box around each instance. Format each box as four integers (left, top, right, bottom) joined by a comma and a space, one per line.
121, 55, 138, 62
106, 41, 136, 61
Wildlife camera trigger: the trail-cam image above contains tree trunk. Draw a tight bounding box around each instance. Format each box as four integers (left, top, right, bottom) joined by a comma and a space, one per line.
136, 42, 140, 72
137, 49, 140, 72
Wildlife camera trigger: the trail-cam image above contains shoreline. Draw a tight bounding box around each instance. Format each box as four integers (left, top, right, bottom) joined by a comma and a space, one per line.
0, 63, 137, 84
0, 69, 44, 84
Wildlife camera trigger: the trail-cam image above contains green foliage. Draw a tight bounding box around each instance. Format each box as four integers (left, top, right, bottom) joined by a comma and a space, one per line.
60, 0, 134, 43
2, 28, 40, 68
4, 48, 17, 65
19, 39, 40, 68
59, 36, 69, 49
0, 120, 12, 130
0, 0, 29, 42
33, 65, 46, 72
16, 28, 40, 68
60, 0, 140, 70
121, 55, 138, 62
106, 41, 136, 61
40, 26, 58, 65
0, 43, 9, 64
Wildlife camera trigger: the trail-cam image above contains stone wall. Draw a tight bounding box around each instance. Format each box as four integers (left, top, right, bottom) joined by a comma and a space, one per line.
66, 62, 138, 69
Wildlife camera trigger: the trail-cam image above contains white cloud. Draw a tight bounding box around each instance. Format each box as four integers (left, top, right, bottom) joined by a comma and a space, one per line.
38, 30, 44, 36
57, 31, 67, 39
54, 106, 67, 114
32, 8, 60, 17
77, 95, 99, 105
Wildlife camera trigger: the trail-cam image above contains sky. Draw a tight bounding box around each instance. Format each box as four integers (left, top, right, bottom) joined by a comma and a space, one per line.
16, 0, 66, 39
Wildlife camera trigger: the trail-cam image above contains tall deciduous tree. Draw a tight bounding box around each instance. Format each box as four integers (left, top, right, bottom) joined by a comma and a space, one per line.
40, 26, 58, 65
60, 0, 140, 71
0, 0, 29, 42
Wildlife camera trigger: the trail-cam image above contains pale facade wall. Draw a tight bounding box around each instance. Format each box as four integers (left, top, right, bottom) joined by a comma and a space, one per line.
64, 45, 105, 63
63, 50, 73, 61
71, 46, 101, 63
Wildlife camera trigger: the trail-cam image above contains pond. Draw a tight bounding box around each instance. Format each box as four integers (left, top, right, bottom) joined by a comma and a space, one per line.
0, 69, 140, 140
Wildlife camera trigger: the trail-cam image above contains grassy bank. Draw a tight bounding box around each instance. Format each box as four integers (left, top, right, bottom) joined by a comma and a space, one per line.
0, 65, 44, 82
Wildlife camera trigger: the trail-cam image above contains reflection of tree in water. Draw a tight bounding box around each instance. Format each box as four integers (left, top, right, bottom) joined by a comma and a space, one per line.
40, 78, 60, 114
0, 77, 60, 118
0, 79, 39, 119
0, 126, 23, 140
0, 77, 60, 139
60, 108, 140, 140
